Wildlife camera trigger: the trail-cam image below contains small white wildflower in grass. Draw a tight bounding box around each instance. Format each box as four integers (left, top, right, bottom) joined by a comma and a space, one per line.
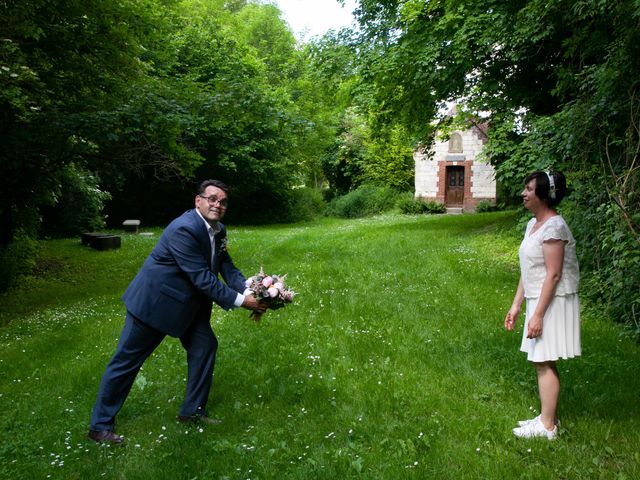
135, 444, 141, 448
527, 448, 532, 453
198, 428, 203, 433
476, 448, 480, 452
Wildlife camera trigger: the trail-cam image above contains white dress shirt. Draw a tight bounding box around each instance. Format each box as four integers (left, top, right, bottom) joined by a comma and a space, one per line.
195, 209, 245, 308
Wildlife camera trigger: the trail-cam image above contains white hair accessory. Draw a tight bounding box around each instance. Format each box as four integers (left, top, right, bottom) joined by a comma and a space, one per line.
546, 171, 556, 200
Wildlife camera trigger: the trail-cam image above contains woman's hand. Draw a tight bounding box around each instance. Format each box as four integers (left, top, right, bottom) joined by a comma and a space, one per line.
505, 278, 525, 331
504, 306, 520, 331
526, 313, 543, 338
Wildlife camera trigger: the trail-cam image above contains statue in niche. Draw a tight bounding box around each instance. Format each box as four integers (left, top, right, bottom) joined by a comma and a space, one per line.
448, 133, 463, 153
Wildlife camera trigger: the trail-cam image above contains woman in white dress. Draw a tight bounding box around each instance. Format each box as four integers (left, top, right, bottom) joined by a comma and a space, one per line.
505, 171, 580, 440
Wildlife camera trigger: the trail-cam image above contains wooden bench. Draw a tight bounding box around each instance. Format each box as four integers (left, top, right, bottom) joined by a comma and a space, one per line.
81, 232, 121, 251
122, 219, 141, 233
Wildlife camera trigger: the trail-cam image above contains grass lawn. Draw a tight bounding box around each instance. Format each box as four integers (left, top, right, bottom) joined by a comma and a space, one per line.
0, 211, 638, 479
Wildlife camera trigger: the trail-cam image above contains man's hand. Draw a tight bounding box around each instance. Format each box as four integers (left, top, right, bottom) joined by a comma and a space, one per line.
242, 295, 267, 322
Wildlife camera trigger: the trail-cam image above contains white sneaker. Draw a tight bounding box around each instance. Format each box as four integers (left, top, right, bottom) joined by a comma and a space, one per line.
517, 415, 560, 428
517, 414, 541, 427
513, 417, 558, 440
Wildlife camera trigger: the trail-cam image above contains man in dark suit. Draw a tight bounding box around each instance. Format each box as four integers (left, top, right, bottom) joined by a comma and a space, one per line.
88, 179, 266, 444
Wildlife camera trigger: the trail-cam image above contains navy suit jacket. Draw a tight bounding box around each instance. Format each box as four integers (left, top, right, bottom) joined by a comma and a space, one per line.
122, 209, 246, 337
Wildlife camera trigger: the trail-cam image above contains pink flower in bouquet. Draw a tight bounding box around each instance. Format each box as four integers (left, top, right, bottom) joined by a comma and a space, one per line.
267, 286, 279, 298
282, 290, 294, 302
262, 276, 273, 288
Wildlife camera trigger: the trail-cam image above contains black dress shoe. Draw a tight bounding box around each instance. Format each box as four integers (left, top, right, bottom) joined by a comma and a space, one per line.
176, 414, 222, 425
88, 430, 124, 444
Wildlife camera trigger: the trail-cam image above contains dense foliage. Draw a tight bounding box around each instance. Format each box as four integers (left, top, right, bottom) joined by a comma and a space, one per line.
352, 0, 640, 334
0, 0, 339, 233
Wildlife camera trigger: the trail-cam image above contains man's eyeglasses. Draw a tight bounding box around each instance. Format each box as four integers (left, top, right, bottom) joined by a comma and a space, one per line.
199, 195, 228, 208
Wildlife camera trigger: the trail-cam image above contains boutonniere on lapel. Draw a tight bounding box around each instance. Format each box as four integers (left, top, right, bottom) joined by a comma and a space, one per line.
218, 237, 228, 254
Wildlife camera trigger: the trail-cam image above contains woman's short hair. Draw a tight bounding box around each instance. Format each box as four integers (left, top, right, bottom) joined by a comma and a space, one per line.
524, 171, 567, 207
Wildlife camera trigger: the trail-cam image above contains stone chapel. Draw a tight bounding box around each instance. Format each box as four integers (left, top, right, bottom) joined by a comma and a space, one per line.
414, 120, 496, 212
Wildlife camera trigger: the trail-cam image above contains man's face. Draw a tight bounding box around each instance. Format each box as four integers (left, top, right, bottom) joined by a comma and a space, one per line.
195, 185, 228, 224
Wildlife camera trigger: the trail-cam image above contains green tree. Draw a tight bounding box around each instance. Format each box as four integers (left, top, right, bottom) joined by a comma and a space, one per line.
0, 0, 162, 242
364, 124, 414, 190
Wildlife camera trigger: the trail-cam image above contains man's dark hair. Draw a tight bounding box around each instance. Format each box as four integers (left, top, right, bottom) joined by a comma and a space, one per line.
197, 179, 230, 196
524, 171, 567, 207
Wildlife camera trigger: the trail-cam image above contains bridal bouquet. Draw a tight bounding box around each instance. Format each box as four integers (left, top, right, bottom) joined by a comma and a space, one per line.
245, 267, 295, 322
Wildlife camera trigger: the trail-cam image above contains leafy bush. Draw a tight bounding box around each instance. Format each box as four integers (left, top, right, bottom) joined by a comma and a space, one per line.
328, 185, 400, 218
0, 232, 38, 291
396, 193, 426, 214
474, 200, 492, 213
396, 193, 445, 214
286, 187, 326, 222
424, 200, 446, 214
41, 164, 111, 237
563, 196, 640, 339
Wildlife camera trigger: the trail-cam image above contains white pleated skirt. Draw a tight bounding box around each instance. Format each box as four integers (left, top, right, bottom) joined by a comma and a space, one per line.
520, 293, 581, 362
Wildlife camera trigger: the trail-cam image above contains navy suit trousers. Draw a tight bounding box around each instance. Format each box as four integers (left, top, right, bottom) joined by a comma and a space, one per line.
89, 312, 218, 431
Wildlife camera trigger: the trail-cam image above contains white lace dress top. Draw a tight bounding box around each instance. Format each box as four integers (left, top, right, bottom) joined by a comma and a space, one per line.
519, 215, 580, 299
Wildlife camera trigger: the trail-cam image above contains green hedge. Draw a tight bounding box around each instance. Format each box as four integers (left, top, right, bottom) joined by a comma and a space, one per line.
0, 232, 38, 292
328, 185, 401, 218
396, 193, 446, 214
